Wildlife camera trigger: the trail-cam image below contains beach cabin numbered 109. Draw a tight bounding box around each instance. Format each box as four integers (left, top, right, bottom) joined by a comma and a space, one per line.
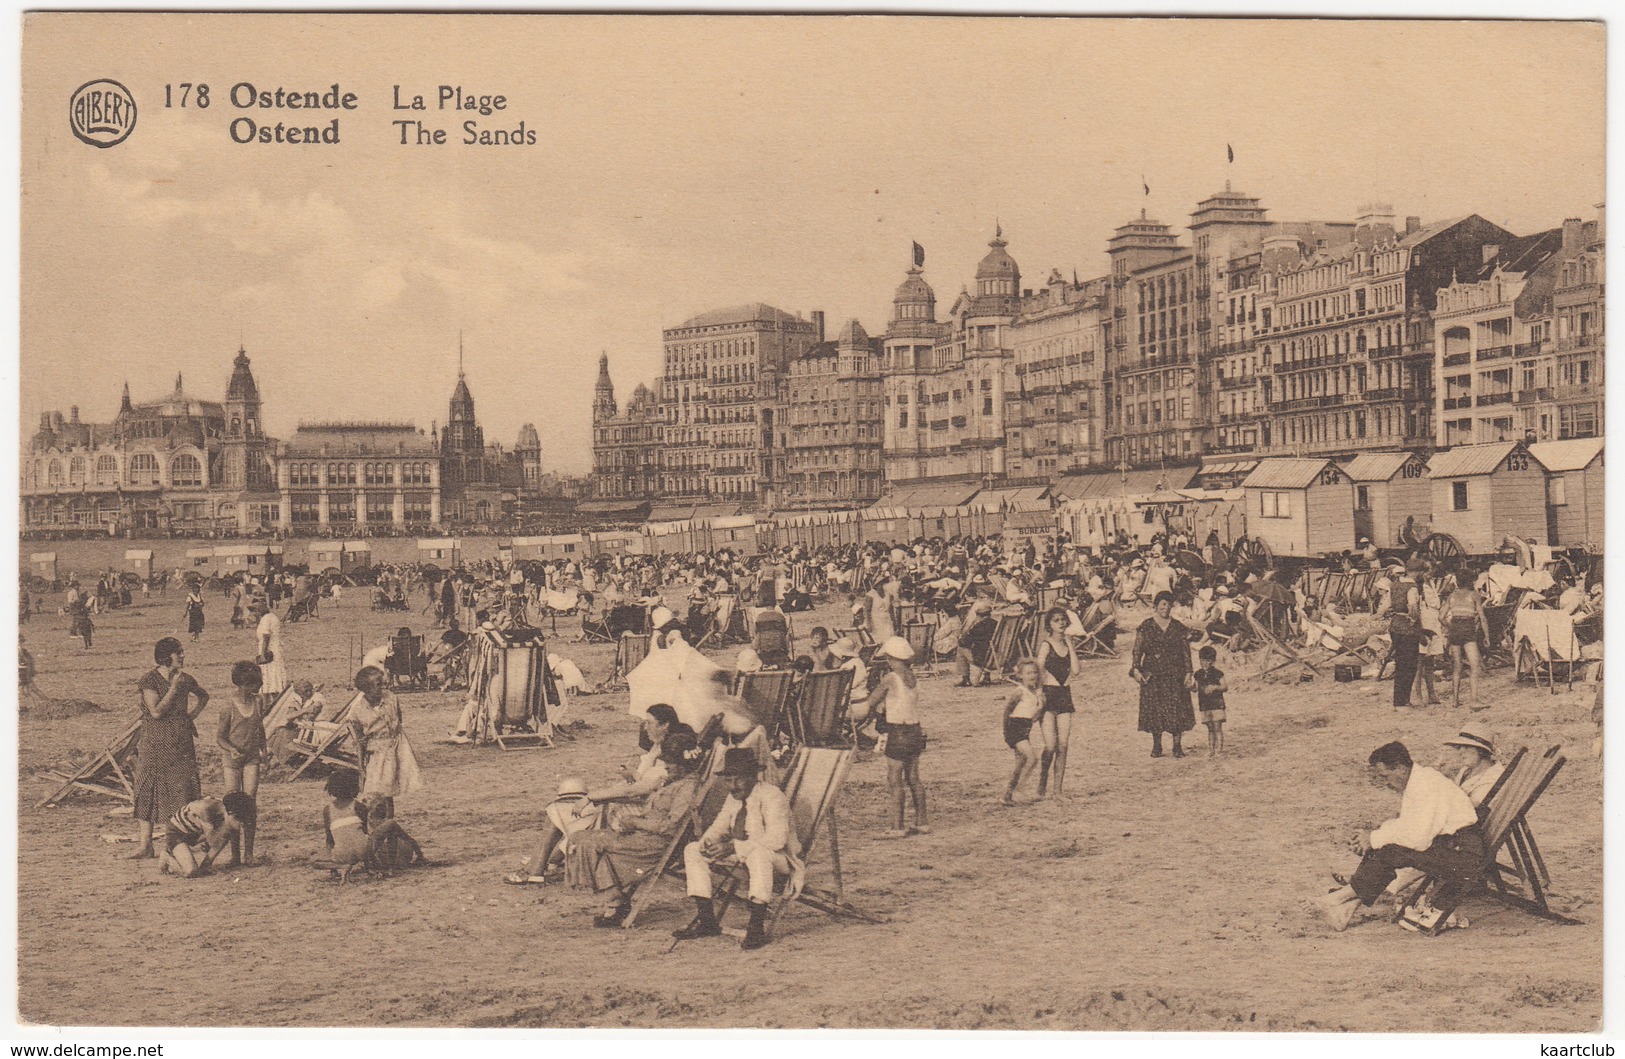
1426, 441, 1549, 552
1241, 458, 1355, 558
1345, 451, 1432, 549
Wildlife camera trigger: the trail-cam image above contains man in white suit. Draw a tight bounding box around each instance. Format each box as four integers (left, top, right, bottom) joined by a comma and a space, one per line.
675, 748, 795, 950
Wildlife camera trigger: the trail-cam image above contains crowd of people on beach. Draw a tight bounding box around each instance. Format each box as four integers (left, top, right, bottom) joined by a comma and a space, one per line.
30, 518, 1601, 945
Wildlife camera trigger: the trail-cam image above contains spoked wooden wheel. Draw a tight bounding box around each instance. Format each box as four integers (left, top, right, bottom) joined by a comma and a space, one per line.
1418, 533, 1465, 567
1231, 535, 1272, 569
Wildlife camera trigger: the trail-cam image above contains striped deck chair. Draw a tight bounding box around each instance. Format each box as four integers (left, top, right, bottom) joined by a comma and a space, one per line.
1245, 612, 1322, 682
790, 668, 856, 749
732, 669, 796, 744
613, 632, 652, 686
903, 620, 939, 675
620, 747, 730, 929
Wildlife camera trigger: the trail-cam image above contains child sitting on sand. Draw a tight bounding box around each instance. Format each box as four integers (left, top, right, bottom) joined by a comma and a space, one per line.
1003, 659, 1045, 805
312, 770, 370, 883
363, 797, 425, 875
159, 792, 255, 878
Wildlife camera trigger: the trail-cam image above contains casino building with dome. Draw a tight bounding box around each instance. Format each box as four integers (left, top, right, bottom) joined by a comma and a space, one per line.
23, 346, 546, 536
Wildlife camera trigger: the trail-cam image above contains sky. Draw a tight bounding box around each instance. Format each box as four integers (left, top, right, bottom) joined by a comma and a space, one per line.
20, 15, 1604, 474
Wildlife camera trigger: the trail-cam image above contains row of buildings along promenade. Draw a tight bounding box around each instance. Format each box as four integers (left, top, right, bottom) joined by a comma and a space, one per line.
592, 185, 1603, 512
22, 348, 556, 535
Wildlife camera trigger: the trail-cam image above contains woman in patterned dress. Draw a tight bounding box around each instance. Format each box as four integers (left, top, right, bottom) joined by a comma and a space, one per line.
128, 637, 209, 859
1130, 592, 1197, 759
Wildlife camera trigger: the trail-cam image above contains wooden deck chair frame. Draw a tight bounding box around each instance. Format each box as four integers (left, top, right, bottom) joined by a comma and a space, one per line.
984, 615, 1026, 677
580, 609, 616, 645
789, 667, 856, 750
1245, 612, 1322, 682
613, 631, 652, 686
285, 693, 363, 781
620, 749, 728, 929
902, 620, 939, 675
1073, 618, 1118, 659
710, 747, 882, 940
427, 635, 472, 690
732, 669, 797, 744
386, 635, 427, 689
1515, 634, 1580, 691
1405, 745, 1579, 934
37, 717, 142, 808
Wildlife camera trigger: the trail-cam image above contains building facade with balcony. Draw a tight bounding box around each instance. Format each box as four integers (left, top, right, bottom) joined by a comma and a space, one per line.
591, 353, 666, 501
1431, 228, 1564, 446
882, 231, 1021, 484
783, 319, 886, 509
1547, 212, 1605, 440
275, 422, 443, 531
1005, 271, 1108, 479
658, 303, 820, 506
1255, 208, 1516, 457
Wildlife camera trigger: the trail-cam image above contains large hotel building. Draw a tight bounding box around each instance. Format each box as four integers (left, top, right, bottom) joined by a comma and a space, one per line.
592, 185, 1602, 510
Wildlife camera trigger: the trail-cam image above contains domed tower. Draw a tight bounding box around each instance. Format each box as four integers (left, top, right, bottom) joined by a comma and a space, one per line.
592, 352, 618, 422
835, 319, 871, 377
515, 422, 542, 496
972, 225, 1021, 317
892, 268, 936, 329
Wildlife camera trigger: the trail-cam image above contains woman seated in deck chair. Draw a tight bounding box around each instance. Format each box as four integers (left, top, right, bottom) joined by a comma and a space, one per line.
504, 706, 693, 884
565, 729, 702, 927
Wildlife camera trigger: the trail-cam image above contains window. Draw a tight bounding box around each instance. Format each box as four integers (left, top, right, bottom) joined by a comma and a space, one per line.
898, 411, 908, 429
95, 455, 118, 485
170, 454, 203, 486
1355, 485, 1370, 511
1260, 491, 1291, 518
68, 457, 85, 486
983, 397, 994, 416
46, 460, 62, 487
128, 453, 160, 485
1549, 476, 1568, 506
1451, 481, 1469, 511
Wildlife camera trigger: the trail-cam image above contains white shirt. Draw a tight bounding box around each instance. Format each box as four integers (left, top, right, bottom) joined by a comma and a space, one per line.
1370, 766, 1479, 852
257, 611, 283, 658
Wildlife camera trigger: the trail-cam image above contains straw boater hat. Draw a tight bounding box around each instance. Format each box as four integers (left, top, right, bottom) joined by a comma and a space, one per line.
556, 777, 588, 798
878, 636, 915, 661
1442, 728, 1495, 757
828, 636, 860, 659
717, 747, 763, 778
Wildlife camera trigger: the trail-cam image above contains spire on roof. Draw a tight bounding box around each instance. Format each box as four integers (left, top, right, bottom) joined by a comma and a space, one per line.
174, 372, 183, 393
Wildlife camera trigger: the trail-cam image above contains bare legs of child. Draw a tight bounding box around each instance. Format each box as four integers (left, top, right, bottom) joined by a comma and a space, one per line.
1004, 737, 1039, 805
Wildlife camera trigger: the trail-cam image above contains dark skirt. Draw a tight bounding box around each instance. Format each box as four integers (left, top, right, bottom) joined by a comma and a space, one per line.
1137, 677, 1195, 735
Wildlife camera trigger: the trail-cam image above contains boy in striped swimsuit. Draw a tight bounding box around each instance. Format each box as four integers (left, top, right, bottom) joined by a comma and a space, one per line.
158, 792, 254, 878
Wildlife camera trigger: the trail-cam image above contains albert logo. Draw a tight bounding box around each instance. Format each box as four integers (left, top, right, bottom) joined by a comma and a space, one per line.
69, 79, 137, 148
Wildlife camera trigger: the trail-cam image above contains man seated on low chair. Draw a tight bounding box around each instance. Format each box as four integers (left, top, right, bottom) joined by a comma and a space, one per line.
674, 747, 794, 951
1319, 740, 1485, 933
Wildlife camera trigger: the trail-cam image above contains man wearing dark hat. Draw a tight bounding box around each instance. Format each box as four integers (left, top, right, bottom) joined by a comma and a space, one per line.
675, 747, 794, 950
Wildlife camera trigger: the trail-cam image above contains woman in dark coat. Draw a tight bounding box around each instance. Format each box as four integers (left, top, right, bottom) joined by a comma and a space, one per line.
128, 637, 209, 858
1130, 592, 1196, 758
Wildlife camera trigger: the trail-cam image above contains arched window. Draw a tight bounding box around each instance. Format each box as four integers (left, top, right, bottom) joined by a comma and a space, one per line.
96, 455, 118, 485
68, 457, 85, 485
46, 460, 62, 487
128, 453, 160, 485
171, 453, 203, 487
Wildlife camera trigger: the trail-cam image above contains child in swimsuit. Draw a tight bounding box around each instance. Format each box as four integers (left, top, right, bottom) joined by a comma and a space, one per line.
312, 770, 369, 882
1003, 660, 1045, 805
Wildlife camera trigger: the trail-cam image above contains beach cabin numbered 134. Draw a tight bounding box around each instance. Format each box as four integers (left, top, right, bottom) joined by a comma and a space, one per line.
1241, 458, 1355, 559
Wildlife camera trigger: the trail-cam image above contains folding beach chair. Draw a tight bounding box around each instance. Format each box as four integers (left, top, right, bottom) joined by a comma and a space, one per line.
579, 598, 615, 645
427, 636, 472, 690
480, 639, 559, 750
902, 620, 939, 675
37, 716, 142, 808
1245, 612, 1322, 682
709, 747, 883, 941
790, 668, 856, 750
612, 632, 651, 686
751, 609, 793, 670
1514, 610, 1582, 690
1074, 616, 1118, 659
1405, 745, 1579, 934
984, 615, 1026, 677
284, 693, 363, 781
620, 753, 730, 929
732, 669, 796, 743
385, 634, 427, 690
1480, 602, 1518, 670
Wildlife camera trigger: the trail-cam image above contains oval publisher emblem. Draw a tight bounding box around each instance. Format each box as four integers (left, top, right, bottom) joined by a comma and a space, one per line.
69, 79, 137, 148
